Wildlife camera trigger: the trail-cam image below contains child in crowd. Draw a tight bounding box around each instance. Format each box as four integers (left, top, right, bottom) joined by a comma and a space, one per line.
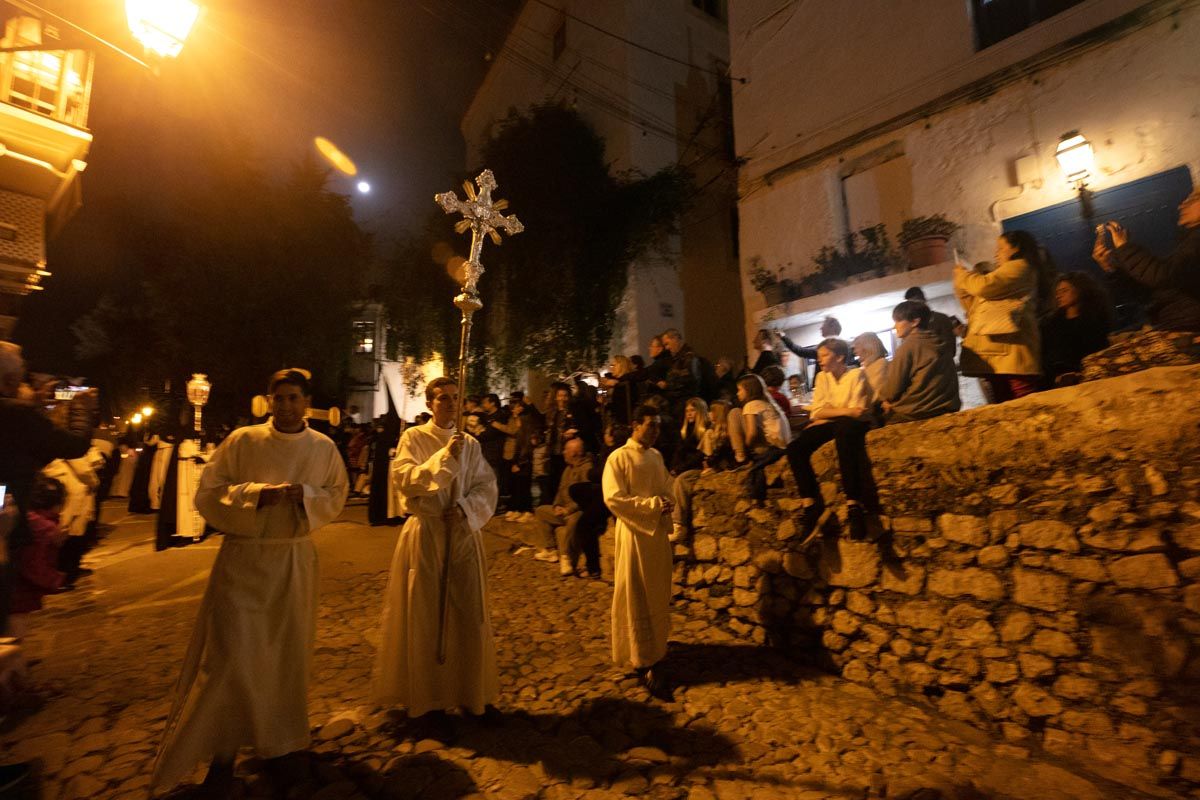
10, 476, 68, 637
729, 374, 791, 504
879, 301, 961, 424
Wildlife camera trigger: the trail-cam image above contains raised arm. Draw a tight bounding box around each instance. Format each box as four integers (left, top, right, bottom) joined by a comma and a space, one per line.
391, 430, 458, 498
956, 259, 1036, 300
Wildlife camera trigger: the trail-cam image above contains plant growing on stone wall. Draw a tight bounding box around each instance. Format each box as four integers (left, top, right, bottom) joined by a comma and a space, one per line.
750, 258, 806, 305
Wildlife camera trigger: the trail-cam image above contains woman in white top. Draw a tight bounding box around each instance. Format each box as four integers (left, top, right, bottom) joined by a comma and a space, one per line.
851, 332, 890, 421
728, 373, 790, 504
784, 338, 881, 545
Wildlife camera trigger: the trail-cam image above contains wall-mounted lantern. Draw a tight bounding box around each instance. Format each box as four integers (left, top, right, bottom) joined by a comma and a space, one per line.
1054, 131, 1096, 219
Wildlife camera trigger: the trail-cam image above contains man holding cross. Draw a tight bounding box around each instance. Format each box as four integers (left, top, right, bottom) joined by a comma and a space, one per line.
373, 376, 499, 718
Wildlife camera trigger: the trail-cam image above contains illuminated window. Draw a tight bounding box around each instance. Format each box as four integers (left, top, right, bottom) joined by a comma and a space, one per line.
0, 16, 91, 126
353, 321, 375, 354
972, 0, 1086, 49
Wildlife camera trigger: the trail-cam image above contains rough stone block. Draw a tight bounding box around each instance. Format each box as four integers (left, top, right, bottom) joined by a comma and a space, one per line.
904, 662, 937, 686
1012, 568, 1070, 612
733, 566, 755, 588
1184, 584, 1200, 615
986, 660, 1019, 684
819, 540, 880, 588
1061, 710, 1114, 736
1088, 501, 1128, 525
1047, 555, 1108, 583
732, 588, 759, 607
1018, 652, 1055, 679
952, 620, 998, 647
938, 690, 980, 721
846, 591, 874, 615
782, 552, 812, 579
1080, 527, 1131, 551
1018, 520, 1080, 552
988, 509, 1021, 542
977, 545, 1010, 568
895, 600, 944, 631
987, 483, 1022, 505
1143, 464, 1169, 496
821, 630, 847, 652
880, 563, 924, 595
1107, 554, 1179, 589
1178, 556, 1200, 580
752, 550, 783, 574
971, 682, 1009, 717
831, 610, 860, 636
938, 514, 988, 546
1173, 524, 1200, 551
1031, 629, 1079, 658
1110, 695, 1148, 716
775, 518, 796, 541
693, 535, 718, 562
928, 568, 1004, 601
1000, 611, 1035, 642
1012, 683, 1063, 717
842, 659, 870, 683
719, 536, 752, 567
1053, 674, 1099, 699
891, 516, 933, 533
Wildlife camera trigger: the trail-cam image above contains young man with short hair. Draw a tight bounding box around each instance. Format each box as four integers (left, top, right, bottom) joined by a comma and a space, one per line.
603, 405, 675, 699
152, 369, 349, 798
880, 301, 961, 424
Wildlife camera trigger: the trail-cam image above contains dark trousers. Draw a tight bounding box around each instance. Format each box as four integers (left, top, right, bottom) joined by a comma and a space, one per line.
785, 418, 878, 510
569, 482, 607, 574
747, 446, 786, 503
508, 465, 533, 512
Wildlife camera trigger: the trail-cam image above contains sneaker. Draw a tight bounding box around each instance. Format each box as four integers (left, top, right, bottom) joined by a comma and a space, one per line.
795, 502, 825, 548
579, 568, 602, 579
847, 504, 868, 541
533, 550, 557, 563
504, 511, 519, 522
559, 555, 575, 576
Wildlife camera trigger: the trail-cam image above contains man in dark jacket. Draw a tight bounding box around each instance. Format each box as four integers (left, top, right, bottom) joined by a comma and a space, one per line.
0, 342, 95, 634
1094, 189, 1200, 332
660, 328, 700, 415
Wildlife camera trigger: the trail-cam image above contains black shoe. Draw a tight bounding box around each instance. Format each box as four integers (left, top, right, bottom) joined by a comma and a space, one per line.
795, 503, 825, 548
848, 504, 868, 541
644, 668, 674, 702
0, 761, 31, 792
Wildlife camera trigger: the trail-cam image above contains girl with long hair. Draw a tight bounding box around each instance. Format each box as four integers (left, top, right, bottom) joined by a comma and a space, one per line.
1040, 271, 1113, 386
954, 230, 1045, 402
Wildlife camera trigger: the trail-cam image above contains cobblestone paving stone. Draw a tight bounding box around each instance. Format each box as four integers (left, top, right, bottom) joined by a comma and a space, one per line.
0, 508, 1165, 800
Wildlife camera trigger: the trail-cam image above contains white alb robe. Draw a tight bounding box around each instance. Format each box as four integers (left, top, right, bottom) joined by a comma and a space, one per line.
372, 421, 498, 716
603, 438, 674, 669
151, 422, 348, 792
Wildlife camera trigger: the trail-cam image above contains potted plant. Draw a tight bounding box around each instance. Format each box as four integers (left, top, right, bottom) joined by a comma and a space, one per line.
749, 259, 787, 306
899, 214, 960, 269
810, 225, 903, 290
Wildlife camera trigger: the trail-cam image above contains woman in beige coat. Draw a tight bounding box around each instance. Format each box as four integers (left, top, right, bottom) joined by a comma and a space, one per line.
954, 231, 1047, 402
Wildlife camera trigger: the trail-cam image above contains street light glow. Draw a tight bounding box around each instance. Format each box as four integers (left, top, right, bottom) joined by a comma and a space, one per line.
357, 181, 371, 194
141, 406, 154, 417
314, 137, 358, 176
126, 0, 200, 59
131, 413, 143, 425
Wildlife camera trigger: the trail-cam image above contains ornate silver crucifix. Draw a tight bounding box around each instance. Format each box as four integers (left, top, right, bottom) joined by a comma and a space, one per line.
433, 168, 522, 663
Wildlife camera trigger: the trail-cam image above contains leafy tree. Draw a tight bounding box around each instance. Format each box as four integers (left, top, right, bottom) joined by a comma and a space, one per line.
379, 103, 690, 384
70, 129, 370, 424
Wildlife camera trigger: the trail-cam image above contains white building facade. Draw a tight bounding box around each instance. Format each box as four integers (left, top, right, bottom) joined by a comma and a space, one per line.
461, 0, 745, 365
730, 0, 1199, 363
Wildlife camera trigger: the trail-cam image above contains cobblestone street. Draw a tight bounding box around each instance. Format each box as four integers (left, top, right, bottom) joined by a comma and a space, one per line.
0, 501, 1163, 799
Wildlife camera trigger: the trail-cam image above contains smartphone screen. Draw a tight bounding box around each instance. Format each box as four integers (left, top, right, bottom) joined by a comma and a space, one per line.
0, 484, 7, 506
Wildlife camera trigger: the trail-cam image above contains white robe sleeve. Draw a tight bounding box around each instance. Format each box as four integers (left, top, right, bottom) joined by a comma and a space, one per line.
392, 430, 459, 498
602, 450, 667, 537
194, 436, 269, 537
301, 441, 350, 530
456, 441, 498, 531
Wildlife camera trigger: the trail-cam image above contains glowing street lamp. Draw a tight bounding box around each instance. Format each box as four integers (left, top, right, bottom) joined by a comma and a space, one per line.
186, 373, 211, 436
1054, 131, 1094, 186
125, 0, 200, 59
141, 405, 154, 417
131, 412, 143, 425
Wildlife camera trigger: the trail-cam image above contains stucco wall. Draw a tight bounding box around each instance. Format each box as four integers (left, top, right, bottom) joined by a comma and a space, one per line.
731, 2, 1200, 356
676, 364, 1200, 796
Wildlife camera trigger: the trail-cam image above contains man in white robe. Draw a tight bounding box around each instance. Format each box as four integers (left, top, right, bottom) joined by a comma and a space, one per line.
603, 404, 675, 700
373, 376, 499, 719
151, 369, 348, 797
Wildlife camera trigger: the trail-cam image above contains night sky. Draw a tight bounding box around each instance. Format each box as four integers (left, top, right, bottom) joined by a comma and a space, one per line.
16, 0, 519, 369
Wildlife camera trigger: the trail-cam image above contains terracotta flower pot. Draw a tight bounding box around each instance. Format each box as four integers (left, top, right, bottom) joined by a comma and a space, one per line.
904, 236, 951, 269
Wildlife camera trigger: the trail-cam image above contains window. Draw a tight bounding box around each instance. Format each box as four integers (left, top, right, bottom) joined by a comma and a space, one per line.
552, 20, 566, 60
691, 0, 727, 23
841, 148, 913, 245
972, 0, 1087, 49
353, 321, 375, 354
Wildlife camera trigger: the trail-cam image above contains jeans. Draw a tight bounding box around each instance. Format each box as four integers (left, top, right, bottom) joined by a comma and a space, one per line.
785, 419, 879, 510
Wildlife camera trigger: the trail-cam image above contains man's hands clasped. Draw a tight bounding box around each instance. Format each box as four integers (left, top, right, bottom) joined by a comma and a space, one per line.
258, 483, 304, 508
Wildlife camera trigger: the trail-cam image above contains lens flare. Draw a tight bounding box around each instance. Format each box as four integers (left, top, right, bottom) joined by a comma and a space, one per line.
314, 136, 358, 176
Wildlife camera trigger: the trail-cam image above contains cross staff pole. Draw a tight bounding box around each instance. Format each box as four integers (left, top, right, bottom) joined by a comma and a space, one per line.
433, 169, 523, 664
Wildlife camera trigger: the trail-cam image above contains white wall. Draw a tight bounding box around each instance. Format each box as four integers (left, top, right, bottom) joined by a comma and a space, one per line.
732, 3, 1200, 354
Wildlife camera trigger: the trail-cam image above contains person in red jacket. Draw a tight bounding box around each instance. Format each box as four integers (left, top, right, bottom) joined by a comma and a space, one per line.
9, 476, 67, 637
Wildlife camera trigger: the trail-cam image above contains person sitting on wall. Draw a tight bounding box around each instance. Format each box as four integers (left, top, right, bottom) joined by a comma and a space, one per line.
785, 338, 882, 546
728, 374, 790, 506
1039, 271, 1114, 387
878, 301, 961, 424
1092, 188, 1200, 334
903, 286, 961, 358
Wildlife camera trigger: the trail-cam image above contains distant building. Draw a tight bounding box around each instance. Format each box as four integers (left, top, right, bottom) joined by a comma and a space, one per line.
0, 13, 93, 338
345, 303, 439, 423
731, 0, 1198, 372
461, 0, 745, 365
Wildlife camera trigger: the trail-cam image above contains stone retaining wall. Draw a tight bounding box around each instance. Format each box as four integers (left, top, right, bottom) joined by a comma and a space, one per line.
676, 365, 1200, 796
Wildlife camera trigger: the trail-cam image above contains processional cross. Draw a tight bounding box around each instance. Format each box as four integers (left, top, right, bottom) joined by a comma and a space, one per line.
433, 169, 522, 663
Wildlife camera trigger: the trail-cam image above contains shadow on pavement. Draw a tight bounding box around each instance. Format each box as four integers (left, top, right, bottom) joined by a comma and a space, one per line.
661, 641, 818, 687
381, 696, 764, 789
